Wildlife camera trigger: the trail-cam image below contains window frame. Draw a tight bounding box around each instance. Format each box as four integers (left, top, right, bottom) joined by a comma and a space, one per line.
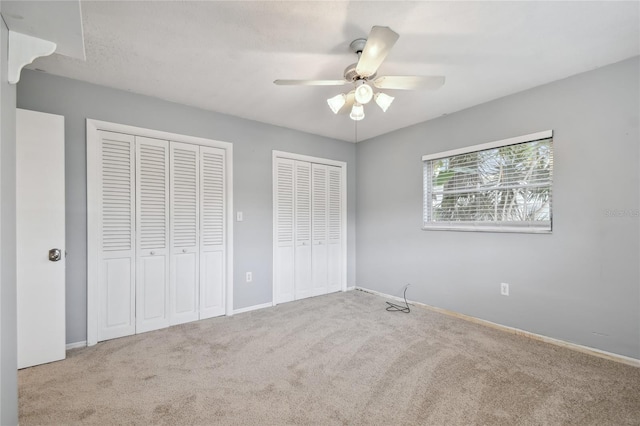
422, 130, 554, 234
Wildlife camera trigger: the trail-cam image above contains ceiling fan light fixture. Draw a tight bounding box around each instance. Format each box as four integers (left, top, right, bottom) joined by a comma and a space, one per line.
354, 81, 374, 104
327, 93, 347, 114
273, 26, 446, 124
350, 103, 365, 121
374, 92, 394, 112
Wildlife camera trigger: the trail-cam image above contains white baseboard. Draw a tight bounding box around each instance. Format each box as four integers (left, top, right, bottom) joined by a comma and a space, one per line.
356, 286, 640, 368
346, 286, 356, 291
66, 341, 87, 350
234, 302, 273, 315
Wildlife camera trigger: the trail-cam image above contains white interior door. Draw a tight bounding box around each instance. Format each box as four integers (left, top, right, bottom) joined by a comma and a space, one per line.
16, 108, 66, 369
170, 142, 200, 325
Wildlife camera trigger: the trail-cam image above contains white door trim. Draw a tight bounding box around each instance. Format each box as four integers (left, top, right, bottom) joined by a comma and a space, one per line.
87, 119, 234, 346
272, 150, 347, 306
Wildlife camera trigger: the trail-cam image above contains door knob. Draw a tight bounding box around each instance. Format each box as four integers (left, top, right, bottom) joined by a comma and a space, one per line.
182, 249, 187, 253
48, 248, 62, 262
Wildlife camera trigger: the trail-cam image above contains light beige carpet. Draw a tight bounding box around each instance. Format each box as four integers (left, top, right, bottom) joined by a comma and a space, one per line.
19, 290, 640, 425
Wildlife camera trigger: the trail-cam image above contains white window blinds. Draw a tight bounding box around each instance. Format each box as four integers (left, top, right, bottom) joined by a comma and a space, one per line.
422, 131, 553, 233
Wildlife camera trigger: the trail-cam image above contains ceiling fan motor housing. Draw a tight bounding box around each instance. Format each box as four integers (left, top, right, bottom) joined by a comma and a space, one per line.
344, 63, 376, 82
345, 38, 376, 82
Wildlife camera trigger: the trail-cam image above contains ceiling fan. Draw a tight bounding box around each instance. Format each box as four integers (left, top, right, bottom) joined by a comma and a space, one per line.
274, 26, 445, 121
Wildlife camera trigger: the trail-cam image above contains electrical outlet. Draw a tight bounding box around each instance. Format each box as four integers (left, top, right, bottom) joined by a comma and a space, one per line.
246, 272, 252, 283
501, 283, 509, 296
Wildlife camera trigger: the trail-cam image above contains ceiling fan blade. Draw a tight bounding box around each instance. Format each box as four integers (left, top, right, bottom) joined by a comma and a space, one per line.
355, 26, 399, 78
373, 76, 445, 90
274, 79, 348, 86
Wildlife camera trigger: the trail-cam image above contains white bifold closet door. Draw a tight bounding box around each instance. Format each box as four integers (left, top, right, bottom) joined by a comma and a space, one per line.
274, 156, 344, 304
311, 164, 329, 296
97, 132, 171, 339
96, 130, 227, 341
135, 137, 170, 334
274, 158, 295, 304
327, 166, 343, 293
199, 146, 227, 319
294, 161, 313, 300
169, 144, 226, 323
98, 131, 136, 341
170, 142, 200, 325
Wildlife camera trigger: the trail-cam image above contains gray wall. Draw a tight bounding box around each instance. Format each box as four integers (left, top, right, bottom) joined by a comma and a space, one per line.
17, 69, 357, 345
0, 7, 18, 424
356, 57, 640, 358
15, 57, 640, 360
356, 57, 639, 359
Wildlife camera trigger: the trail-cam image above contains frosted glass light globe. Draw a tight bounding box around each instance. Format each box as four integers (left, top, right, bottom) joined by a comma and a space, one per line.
374, 92, 394, 112
354, 83, 373, 104
350, 104, 365, 121
327, 94, 346, 114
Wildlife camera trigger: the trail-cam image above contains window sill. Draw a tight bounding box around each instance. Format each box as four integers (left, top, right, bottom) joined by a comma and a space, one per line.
422, 224, 552, 234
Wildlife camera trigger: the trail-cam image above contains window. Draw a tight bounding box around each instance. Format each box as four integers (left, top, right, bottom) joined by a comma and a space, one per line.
423, 130, 553, 233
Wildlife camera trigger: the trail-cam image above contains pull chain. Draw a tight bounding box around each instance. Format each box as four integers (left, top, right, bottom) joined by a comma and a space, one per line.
354, 118, 358, 143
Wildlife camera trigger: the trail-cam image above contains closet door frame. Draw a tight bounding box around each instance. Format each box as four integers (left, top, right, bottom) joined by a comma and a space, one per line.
272, 150, 347, 306
87, 119, 234, 347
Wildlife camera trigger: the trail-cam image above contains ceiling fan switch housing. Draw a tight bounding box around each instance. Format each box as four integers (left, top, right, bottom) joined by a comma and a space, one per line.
349, 38, 367, 54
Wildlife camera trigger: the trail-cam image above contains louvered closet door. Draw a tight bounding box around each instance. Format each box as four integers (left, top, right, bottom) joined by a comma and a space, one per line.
98, 131, 136, 341
327, 166, 342, 293
135, 136, 170, 334
311, 163, 329, 296
199, 146, 226, 319
169, 142, 200, 325
294, 161, 313, 300
274, 158, 295, 303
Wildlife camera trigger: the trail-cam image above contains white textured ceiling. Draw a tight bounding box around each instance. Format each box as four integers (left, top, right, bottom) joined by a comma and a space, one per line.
27, 1, 640, 142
